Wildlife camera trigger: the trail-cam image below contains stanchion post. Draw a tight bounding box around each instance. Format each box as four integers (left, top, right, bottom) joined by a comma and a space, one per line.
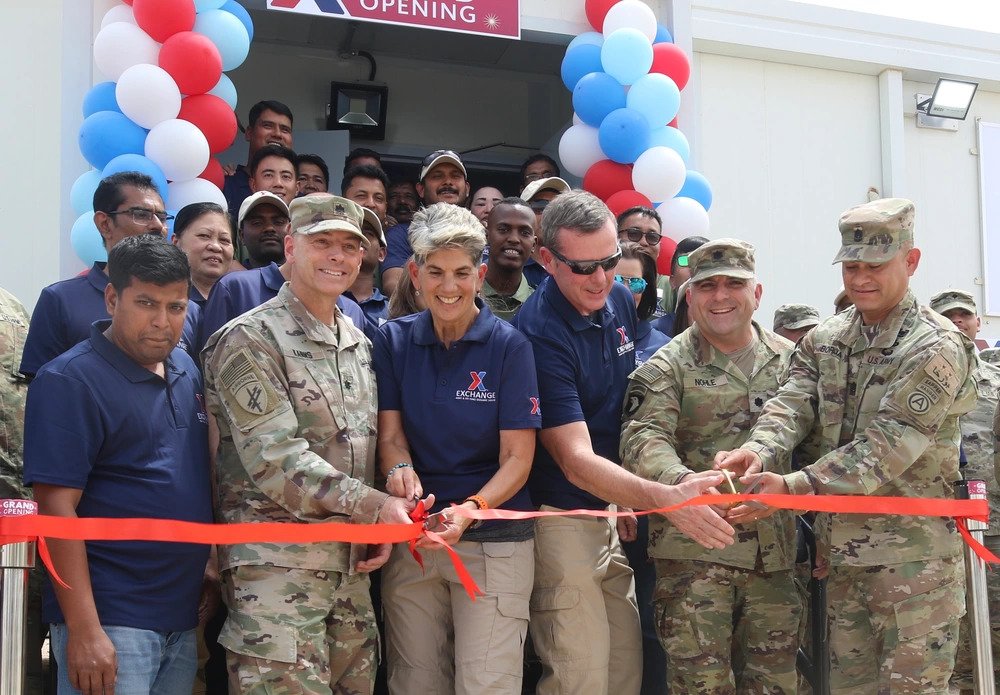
0, 498, 38, 695
955, 479, 995, 695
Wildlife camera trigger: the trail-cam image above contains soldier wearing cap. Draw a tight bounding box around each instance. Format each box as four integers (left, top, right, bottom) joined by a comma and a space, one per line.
717, 197, 978, 692
773, 303, 821, 343
622, 239, 800, 693
520, 176, 571, 288
202, 194, 420, 694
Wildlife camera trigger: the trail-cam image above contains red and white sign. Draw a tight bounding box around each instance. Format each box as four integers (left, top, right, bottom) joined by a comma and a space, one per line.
268, 0, 521, 40
0, 499, 38, 516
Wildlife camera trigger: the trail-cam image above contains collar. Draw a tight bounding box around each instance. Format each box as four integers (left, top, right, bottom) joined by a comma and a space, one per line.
635, 320, 652, 340
541, 277, 614, 333
277, 283, 363, 349
482, 274, 533, 303
832, 289, 916, 350
89, 320, 182, 384
262, 262, 285, 292
689, 320, 777, 376
87, 263, 109, 293
413, 298, 495, 347
347, 287, 388, 306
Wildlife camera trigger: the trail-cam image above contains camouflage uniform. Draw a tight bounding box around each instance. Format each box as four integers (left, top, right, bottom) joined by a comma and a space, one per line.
740, 199, 977, 694
621, 240, 800, 694
980, 347, 1000, 365
203, 196, 389, 695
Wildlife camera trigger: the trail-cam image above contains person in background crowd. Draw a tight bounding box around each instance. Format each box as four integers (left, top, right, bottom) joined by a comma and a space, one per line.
519, 176, 570, 288
772, 303, 820, 343
236, 190, 291, 271
203, 195, 417, 695
248, 144, 297, 207
519, 153, 561, 191
387, 265, 426, 319
615, 242, 669, 366
981, 347, 1000, 364
616, 206, 663, 265
342, 165, 391, 228
373, 203, 540, 694
171, 203, 234, 307
481, 197, 535, 322
344, 147, 383, 174
834, 286, 853, 314
295, 153, 329, 196
470, 186, 504, 225
25, 236, 214, 695
929, 289, 1000, 694
670, 279, 692, 338
652, 235, 708, 335
223, 100, 293, 219
387, 181, 419, 226
717, 198, 977, 693
346, 208, 389, 328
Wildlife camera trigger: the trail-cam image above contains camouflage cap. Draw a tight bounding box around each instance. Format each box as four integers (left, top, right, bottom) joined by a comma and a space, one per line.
833, 197, 914, 264
289, 194, 367, 246
773, 303, 821, 331
979, 347, 1000, 365
686, 238, 756, 284
929, 289, 977, 316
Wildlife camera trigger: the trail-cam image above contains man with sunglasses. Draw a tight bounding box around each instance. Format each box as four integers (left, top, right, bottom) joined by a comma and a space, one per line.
520, 176, 570, 288
513, 190, 735, 695
20, 172, 201, 378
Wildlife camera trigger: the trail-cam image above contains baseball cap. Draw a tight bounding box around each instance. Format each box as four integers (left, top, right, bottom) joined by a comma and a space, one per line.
687, 238, 756, 284
520, 176, 571, 202
237, 191, 290, 228
833, 198, 914, 264
929, 289, 977, 316
773, 304, 821, 332
288, 194, 367, 246
419, 149, 467, 182
361, 207, 386, 247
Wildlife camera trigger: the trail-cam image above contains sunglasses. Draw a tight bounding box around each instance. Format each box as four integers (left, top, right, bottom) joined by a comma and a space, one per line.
548, 246, 622, 275
422, 149, 461, 166
619, 227, 662, 245
676, 254, 690, 268
615, 275, 648, 294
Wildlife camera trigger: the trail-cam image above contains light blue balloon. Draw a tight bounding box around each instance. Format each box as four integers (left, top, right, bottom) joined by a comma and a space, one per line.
70, 170, 103, 216
78, 111, 147, 171
165, 210, 179, 241
600, 28, 654, 86
627, 73, 680, 128
195, 0, 227, 11
573, 72, 626, 128
654, 24, 673, 44
598, 108, 651, 164
102, 154, 169, 200
194, 9, 250, 72
71, 211, 107, 266
82, 82, 121, 118
561, 44, 604, 92
648, 126, 690, 163
568, 31, 603, 51
678, 170, 713, 211
221, 0, 253, 42
208, 73, 238, 111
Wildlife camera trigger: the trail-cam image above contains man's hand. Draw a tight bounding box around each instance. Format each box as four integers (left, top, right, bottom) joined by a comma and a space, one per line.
616, 508, 638, 543
714, 449, 763, 481
67, 624, 117, 695
378, 493, 435, 525
386, 466, 422, 501
197, 575, 222, 626
725, 472, 788, 525
356, 543, 392, 572
660, 472, 736, 550
222, 163, 237, 176
418, 504, 474, 548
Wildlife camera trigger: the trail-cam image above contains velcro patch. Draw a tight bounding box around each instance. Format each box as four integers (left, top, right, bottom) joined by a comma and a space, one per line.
923, 354, 957, 393
219, 348, 281, 429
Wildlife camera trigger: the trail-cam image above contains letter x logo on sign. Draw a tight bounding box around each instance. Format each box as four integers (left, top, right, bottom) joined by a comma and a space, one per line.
270, 0, 345, 13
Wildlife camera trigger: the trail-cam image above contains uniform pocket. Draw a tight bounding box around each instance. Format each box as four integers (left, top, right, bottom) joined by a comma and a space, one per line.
485, 594, 531, 676
530, 586, 588, 662
219, 609, 297, 664
893, 580, 964, 642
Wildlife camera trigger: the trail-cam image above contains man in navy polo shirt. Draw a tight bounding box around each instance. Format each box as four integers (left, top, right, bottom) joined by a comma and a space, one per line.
20, 172, 201, 377
23, 236, 213, 694
513, 190, 735, 695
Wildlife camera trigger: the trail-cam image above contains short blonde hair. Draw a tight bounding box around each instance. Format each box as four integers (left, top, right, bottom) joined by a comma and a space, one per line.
409, 203, 486, 266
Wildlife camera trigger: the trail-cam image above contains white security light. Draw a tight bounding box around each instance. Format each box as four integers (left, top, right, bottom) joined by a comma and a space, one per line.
916, 78, 978, 120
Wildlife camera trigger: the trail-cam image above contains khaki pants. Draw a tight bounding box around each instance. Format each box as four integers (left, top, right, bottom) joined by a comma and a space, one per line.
382, 539, 534, 694
529, 508, 642, 695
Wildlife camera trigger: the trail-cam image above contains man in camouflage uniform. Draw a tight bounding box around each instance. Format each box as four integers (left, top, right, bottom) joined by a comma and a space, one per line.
718, 198, 977, 693
621, 239, 800, 693
930, 289, 1000, 693
981, 347, 1000, 365
203, 194, 418, 695
773, 303, 820, 343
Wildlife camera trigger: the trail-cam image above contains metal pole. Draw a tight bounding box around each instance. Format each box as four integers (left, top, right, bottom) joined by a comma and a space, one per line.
0, 499, 38, 695
955, 479, 995, 695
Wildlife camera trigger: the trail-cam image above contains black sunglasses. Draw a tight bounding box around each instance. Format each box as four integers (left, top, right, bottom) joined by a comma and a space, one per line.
619, 227, 662, 245
548, 246, 622, 275
422, 149, 461, 166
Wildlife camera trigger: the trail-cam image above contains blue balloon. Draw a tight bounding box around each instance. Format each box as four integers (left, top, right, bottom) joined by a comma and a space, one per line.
600, 28, 654, 86
573, 72, 626, 128
70, 170, 103, 216
78, 111, 147, 171
568, 31, 603, 51
70, 211, 107, 266
627, 73, 680, 128
195, 0, 226, 10
561, 44, 604, 92
654, 24, 673, 44
598, 108, 651, 164
678, 170, 713, 211
82, 82, 121, 118
194, 9, 250, 72
648, 126, 690, 163
102, 154, 169, 199
221, 1, 254, 42
165, 210, 179, 241
208, 73, 238, 110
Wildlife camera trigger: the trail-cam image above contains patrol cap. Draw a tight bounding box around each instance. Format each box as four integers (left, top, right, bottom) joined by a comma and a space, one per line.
979, 347, 1000, 365
288, 194, 367, 246
520, 176, 570, 202
833, 197, 914, 264
773, 304, 821, 331
419, 149, 467, 182
686, 238, 756, 284
361, 207, 386, 247
237, 191, 290, 228
929, 289, 977, 316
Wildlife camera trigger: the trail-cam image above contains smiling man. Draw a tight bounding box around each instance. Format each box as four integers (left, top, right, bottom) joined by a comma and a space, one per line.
223, 101, 293, 219
481, 197, 535, 322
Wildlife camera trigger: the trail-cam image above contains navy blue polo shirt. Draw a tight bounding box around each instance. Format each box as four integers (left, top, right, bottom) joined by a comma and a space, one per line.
20, 263, 201, 377
514, 277, 639, 510
382, 222, 412, 271
23, 321, 212, 632
189, 285, 208, 310
222, 166, 251, 222
522, 258, 549, 289
346, 288, 389, 328
373, 304, 540, 516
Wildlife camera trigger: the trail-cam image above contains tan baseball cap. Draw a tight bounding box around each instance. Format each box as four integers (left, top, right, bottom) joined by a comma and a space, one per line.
288, 194, 367, 246
237, 191, 290, 228
361, 207, 386, 247
833, 198, 914, 264
687, 238, 756, 284
520, 176, 571, 202
419, 149, 467, 182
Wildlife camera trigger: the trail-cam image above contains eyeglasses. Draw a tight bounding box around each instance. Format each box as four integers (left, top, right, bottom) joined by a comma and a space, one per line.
107, 207, 174, 225
528, 199, 549, 212
676, 254, 690, 268
548, 246, 622, 275
614, 275, 648, 294
619, 227, 662, 245
524, 171, 556, 183
421, 149, 461, 166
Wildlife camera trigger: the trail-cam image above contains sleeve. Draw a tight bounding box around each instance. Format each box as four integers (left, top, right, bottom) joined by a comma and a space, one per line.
527, 331, 585, 429
197, 281, 233, 355
382, 224, 413, 271
994, 398, 1000, 489
181, 301, 202, 363
204, 325, 388, 524
498, 336, 542, 431
372, 328, 402, 412
19, 288, 67, 378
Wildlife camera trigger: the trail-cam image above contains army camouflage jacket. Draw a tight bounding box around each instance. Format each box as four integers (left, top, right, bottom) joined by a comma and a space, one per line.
742, 290, 976, 566
0, 288, 29, 500
203, 283, 389, 574
621, 321, 796, 571
963, 358, 1000, 535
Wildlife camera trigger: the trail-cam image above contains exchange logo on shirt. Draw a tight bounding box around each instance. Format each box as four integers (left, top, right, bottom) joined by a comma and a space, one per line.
616, 326, 635, 357
456, 370, 497, 402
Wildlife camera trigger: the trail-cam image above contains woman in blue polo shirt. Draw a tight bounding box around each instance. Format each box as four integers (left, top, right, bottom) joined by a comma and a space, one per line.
373, 203, 540, 695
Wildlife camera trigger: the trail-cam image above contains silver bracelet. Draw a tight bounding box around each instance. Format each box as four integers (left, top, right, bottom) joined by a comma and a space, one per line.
386, 462, 412, 480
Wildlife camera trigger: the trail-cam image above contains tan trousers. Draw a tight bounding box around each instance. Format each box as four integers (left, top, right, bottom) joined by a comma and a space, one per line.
529, 508, 642, 695
382, 539, 534, 694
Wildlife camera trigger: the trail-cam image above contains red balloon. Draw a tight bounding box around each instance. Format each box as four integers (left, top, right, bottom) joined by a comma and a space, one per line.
668, 117, 678, 128
650, 43, 691, 91
585, 0, 620, 32
159, 32, 223, 96
178, 94, 238, 154
122, 0, 133, 4
132, 0, 196, 43
198, 158, 225, 189
583, 160, 633, 202
606, 190, 652, 217
657, 235, 678, 275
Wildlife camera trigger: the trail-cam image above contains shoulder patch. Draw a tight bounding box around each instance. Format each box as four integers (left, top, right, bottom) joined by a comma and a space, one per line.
924, 353, 958, 393
218, 348, 282, 429
632, 359, 668, 387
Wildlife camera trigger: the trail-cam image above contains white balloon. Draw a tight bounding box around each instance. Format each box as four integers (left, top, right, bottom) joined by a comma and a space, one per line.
146, 119, 210, 183
558, 124, 605, 178
572, 112, 583, 126
167, 178, 227, 212
93, 22, 160, 81
656, 197, 710, 238
603, 0, 658, 42
116, 64, 181, 129
101, 5, 135, 28
632, 147, 686, 203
